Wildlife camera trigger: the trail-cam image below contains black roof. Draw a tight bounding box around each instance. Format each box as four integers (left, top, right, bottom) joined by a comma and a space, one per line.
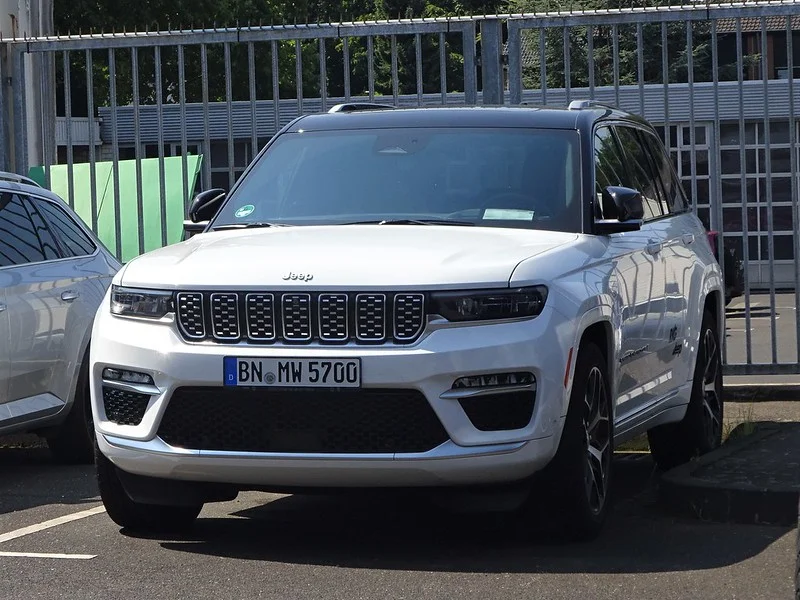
286, 104, 637, 133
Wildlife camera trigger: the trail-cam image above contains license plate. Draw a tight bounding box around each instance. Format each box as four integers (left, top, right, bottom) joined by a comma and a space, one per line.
223, 357, 361, 388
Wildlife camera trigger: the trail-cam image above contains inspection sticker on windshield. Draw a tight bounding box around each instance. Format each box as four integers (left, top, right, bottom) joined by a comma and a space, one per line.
483, 209, 535, 221
234, 205, 255, 218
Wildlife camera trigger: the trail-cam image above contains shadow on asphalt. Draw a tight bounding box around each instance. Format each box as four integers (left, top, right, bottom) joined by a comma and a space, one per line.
0, 445, 99, 515
140, 454, 792, 574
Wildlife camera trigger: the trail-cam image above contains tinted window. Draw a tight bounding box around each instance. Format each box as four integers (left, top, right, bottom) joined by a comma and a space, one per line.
593, 127, 629, 219
210, 128, 583, 233
613, 126, 664, 221
0, 193, 59, 267
638, 131, 689, 214
35, 199, 96, 257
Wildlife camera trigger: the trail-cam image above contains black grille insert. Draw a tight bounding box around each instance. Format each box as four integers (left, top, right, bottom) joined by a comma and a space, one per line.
458, 391, 535, 431
158, 387, 449, 453
102, 386, 151, 426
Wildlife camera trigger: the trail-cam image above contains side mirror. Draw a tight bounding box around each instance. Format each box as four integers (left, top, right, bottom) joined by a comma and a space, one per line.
594, 186, 644, 234
188, 188, 226, 223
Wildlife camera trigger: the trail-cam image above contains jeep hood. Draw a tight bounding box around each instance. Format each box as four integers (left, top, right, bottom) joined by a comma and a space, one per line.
119, 225, 578, 289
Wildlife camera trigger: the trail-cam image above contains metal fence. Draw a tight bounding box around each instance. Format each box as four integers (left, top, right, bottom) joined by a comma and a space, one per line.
1, 1, 799, 376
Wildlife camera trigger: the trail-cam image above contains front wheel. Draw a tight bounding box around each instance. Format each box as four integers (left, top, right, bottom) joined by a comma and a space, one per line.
96, 444, 202, 533
648, 308, 724, 470
527, 342, 614, 541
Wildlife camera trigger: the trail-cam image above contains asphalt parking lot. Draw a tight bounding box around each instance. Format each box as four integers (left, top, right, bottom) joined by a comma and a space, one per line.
0, 443, 795, 600
725, 292, 799, 367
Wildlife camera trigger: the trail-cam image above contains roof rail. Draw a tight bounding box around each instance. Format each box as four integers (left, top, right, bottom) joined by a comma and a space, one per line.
0, 171, 42, 187
567, 99, 614, 111
327, 102, 397, 113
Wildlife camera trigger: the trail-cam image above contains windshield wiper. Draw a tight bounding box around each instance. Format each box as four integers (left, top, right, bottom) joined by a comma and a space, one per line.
211, 222, 293, 231
343, 218, 474, 227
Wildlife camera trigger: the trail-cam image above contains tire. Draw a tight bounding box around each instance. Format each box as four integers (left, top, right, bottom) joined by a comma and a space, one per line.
96, 444, 202, 533
648, 309, 724, 471
47, 353, 95, 464
530, 342, 614, 541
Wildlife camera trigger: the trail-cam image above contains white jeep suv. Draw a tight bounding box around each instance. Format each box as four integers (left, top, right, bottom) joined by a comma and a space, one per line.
91, 103, 724, 540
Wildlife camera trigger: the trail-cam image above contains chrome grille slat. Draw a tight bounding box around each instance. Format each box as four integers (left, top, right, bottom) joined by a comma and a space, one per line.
210, 293, 240, 340
282, 293, 312, 341
175, 291, 425, 345
318, 294, 348, 341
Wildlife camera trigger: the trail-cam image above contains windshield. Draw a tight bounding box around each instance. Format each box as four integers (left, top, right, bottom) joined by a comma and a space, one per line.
210, 127, 583, 232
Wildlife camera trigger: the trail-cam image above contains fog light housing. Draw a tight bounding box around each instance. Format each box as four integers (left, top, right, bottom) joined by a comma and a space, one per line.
102, 368, 154, 386
452, 372, 534, 389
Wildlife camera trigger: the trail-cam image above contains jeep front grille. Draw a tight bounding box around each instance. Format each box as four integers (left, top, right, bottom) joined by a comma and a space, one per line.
175, 291, 425, 345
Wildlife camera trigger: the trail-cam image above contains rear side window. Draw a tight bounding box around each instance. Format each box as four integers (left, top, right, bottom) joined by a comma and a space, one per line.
638, 131, 689, 214
0, 193, 60, 267
35, 199, 96, 257
613, 126, 665, 221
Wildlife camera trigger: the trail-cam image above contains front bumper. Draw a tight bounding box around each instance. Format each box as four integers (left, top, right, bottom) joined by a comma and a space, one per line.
90, 302, 573, 488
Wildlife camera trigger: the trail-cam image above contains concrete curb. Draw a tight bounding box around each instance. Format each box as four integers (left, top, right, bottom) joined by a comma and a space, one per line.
659, 423, 799, 525
724, 384, 800, 402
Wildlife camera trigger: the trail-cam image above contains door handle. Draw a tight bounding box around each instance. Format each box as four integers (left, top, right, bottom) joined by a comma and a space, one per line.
0, 303, 6, 313
60, 291, 80, 303
645, 242, 662, 256
682, 233, 695, 245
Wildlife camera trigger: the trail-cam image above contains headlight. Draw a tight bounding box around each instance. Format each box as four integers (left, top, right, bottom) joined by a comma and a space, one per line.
110, 286, 174, 318
430, 286, 548, 322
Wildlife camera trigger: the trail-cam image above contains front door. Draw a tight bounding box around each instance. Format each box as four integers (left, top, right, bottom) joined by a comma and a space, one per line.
0, 282, 9, 407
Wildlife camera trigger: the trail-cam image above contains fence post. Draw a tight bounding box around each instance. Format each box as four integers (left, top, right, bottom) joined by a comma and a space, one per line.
12, 47, 28, 175
480, 18, 504, 105
462, 21, 478, 105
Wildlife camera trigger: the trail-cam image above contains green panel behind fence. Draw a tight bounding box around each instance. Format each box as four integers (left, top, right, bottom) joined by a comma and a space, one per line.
29, 156, 203, 263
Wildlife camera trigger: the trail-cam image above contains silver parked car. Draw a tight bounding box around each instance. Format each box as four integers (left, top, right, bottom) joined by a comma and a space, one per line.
0, 173, 120, 462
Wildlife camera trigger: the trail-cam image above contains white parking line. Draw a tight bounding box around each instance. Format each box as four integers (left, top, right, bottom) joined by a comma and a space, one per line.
0, 505, 106, 545
0, 551, 96, 559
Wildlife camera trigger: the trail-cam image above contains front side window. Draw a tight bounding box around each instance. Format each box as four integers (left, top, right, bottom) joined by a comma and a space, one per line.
35, 199, 96, 257
613, 126, 665, 221
210, 127, 583, 233
638, 131, 689, 214
0, 194, 60, 267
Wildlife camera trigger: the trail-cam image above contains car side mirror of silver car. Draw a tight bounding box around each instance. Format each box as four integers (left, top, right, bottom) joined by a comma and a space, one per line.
594, 186, 644, 235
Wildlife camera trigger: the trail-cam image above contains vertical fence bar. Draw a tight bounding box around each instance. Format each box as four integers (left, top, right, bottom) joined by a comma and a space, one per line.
343, 37, 351, 102
178, 45, 190, 213
271, 40, 280, 138
295, 40, 304, 115
507, 25, 521, 105
319, 38, 328, 112
367, 36, 375, 102
132, 47, 145, 256
736, 18, 753, 364
539, 28, 547, 104
711, 19, 726, 364
85, 49, 98, 235
636, 22, 644, 116
415, 33, 423, 106
39, 53, 51, 188
662, 22, 670, 152
788, 16, 800, 365
108, 48, 122, 260
760, 17, 778, 365
687, 22, 697, 215
480, 19, 503, 105
200, 44, 211, 190
13, 49, 28, 175
462, 23, 477, 105
563, 27, 571, 104
248, 42, 257, 160
587, 25, 595, 98
62, 51, 74, 210
612, 24, 620, 107
439, 31, 447, 105
224, 42, 235, 189
391, 35, 399, 106
154, 46, 168, 248
0, 49, 5, 171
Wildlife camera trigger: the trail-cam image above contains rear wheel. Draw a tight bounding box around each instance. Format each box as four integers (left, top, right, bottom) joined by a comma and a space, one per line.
648, 308, 724, 470
528, 342, 613, 541
96, 445, 202, 533
47, 354, 94, 464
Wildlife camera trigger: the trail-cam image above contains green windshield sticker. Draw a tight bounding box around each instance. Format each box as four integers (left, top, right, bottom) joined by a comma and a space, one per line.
483, 209, 535, 221
234, 205, 255, 218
